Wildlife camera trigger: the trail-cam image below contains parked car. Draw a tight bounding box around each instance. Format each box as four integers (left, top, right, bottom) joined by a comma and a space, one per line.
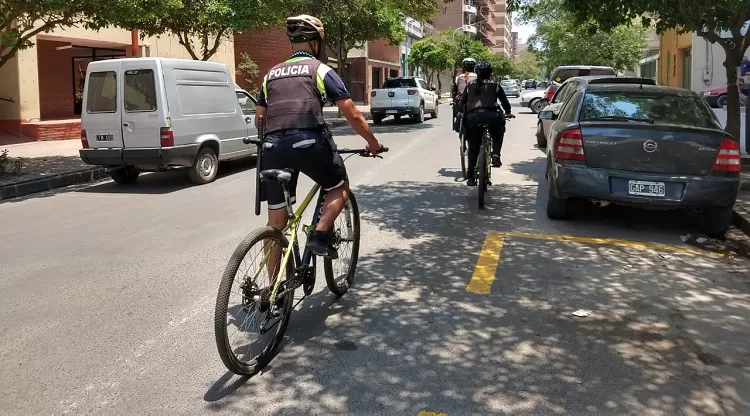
702, 85, 730, 108
80, 58, 258, 185
540, 82, 740, 236
521, 89, 547, 114
501, 80, 521, 97
370, 77, 439, 124
536, 75, 657, 148
545, 65, 617, 103
537, 81, 550, 89
524, 80, 538, 89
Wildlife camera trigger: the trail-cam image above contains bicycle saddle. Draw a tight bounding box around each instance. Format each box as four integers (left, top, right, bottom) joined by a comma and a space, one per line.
260, 169, 294, 182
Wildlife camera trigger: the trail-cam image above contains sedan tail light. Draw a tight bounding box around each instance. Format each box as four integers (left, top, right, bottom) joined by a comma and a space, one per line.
554, 128, 585, 161
712, 136, 741, 172
407, 89, 418, 95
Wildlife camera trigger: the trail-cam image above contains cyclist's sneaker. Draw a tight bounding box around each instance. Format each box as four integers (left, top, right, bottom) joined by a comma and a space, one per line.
492, 155, 502, 167
308, 230, 338, 259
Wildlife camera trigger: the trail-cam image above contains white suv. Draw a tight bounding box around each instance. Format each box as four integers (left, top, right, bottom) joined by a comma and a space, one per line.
370, 77, 439, 124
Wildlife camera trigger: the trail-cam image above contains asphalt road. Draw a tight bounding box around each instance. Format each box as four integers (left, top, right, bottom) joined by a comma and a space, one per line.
2, 97, 750, 415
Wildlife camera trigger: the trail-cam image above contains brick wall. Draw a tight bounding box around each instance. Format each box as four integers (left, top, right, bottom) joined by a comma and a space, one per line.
368, 40, 400, 64
21, 121, 80, 141
234, 29, 292, 93
37, 40, 74, 119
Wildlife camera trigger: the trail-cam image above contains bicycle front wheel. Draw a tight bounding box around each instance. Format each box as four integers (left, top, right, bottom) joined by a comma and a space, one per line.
214, 226, 295, 376
325, 192, 361, 297
478, 143, 487, 209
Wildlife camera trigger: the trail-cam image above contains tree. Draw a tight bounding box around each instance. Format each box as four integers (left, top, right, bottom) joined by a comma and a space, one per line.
0, 0, 100, 70
305, 0, 444, 82
408, 37, 453, 91
109, 0, 290, 61
513, 50, 542, 79
236, 53, 261, 93
523, 1, 648, 74
510, 0, 750, 139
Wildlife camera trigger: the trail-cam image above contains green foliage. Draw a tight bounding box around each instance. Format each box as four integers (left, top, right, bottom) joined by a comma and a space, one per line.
512, 50, 542, 79
524, 0, 648, 72
236, 53, 261, 93
408, 37, 453, 82
508, 0, 750, 139
0, 0, 99, 70
106, 0, 290, 61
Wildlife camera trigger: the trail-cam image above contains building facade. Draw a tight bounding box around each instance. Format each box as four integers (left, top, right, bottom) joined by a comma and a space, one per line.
431, 0, 513, 58
510, 31, 518, 59
0, 27, 234, 144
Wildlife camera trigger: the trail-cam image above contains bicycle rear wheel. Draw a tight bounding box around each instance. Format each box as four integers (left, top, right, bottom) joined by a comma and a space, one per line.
214, 226, 295, 375
478, 143, 487, 209
325, 192, 361, 297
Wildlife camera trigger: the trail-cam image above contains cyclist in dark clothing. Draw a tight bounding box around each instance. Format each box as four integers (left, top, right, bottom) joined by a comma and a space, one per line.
459, 61, 512, 186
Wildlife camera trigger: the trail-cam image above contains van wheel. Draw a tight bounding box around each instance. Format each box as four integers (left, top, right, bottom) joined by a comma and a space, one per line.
700, 207, 732, 237
373, 116, 383, 125
110, 166, 139, 184
189, 147, 219, 185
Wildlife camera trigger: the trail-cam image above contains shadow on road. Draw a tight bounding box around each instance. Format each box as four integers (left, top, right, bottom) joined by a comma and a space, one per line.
201, 178, 750, 414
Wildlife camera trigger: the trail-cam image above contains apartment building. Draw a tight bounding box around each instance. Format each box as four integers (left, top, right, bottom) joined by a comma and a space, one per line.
511, 31, 518, 59
0, 28, 234, 144
431, 0, 514, 58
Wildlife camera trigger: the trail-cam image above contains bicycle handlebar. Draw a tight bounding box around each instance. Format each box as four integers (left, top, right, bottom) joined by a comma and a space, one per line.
338, 147, 389, 157
243, 137, 261, 145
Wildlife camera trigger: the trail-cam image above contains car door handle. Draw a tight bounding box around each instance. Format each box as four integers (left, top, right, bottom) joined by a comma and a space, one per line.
245, 116, 252, 123
123, 122, 129, 127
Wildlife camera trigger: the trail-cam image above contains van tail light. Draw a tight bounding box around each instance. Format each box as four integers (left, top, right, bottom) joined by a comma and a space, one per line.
160, 127, 174, 147
81, 130, 89, 148
712, 136, 741, 172
554, 128, 585, 161
371, 90, 377, 97
407, 89, 418, 95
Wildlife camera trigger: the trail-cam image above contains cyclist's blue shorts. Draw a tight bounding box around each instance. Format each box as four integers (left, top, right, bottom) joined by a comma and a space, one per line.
261, 128, 347, 210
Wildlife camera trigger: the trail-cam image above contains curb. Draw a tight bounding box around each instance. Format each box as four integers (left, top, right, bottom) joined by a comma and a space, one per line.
732, 210, 750, 236
0, 167, 107, 201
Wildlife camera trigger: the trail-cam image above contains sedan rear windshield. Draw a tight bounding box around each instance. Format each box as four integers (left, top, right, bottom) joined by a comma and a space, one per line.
552, 68, 615, 83
580, 90, 720, 129
382, 79, 417, 88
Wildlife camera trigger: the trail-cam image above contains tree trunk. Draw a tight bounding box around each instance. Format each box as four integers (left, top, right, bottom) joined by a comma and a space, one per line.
720, 42, 745, 140
437, 74, 442, 96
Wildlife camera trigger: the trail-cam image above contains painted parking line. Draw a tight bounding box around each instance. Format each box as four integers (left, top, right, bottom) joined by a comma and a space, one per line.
417, 411, 448, 416
466, 230, 722, 294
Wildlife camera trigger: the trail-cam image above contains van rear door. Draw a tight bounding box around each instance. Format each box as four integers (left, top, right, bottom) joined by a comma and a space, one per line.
121, 59, 167, 149
82, 61, 124, 149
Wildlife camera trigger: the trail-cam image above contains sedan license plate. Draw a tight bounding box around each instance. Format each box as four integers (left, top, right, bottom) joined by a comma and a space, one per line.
386, 110, 398, 114
628, 180, 665, 197
96, 133, 114, 142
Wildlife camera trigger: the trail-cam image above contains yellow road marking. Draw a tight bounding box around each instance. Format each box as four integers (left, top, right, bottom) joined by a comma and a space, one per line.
467, 230, 722, 294
417, 411, 447, 416
466, 231, 505, 294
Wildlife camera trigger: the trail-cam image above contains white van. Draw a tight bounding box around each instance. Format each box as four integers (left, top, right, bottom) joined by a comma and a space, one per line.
80, 58, 259, 185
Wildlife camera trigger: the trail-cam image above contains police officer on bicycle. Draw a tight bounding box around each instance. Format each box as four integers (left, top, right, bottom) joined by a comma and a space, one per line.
256, 14, 384, 258
452, 57, 477, 132
458, 61, 512, 186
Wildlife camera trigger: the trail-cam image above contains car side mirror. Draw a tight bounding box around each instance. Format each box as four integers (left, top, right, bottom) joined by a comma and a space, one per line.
539, 110, 556, 120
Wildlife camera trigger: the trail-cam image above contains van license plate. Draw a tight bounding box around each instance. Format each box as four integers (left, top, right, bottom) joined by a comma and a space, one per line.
96, 133, 114, 142
386, 110, 398, 114
628, 180, 665, 197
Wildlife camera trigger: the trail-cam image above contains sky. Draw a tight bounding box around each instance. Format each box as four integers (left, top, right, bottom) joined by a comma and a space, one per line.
513, 20, 536, 44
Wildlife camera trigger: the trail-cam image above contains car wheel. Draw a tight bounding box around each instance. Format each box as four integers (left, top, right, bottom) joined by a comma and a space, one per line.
373, 116, 383, 125
700, 207, 733, 237
413, 104, 425, 123
189, 146, 219, 185
430, 100, 439, 118
530, 99, 545, 114
393, 115, 401, 121
110, 166, 139, 184
716, 94, 728, 108
536, 121, 547, 148
546, 158, 568, 219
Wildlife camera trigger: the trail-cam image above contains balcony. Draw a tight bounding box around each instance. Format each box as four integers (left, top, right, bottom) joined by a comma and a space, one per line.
402, 17, 424, 38
463, 2, 477, 14
463, 25, 478, 35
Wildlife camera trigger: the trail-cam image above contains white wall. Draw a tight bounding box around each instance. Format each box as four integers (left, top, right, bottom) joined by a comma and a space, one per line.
691, 34, 732, 92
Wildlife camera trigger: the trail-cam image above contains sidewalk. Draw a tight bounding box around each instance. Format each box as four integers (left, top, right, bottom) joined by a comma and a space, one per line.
0, 109, 369, 201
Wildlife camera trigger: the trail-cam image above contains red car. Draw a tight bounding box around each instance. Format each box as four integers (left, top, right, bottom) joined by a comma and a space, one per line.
702, 85, 730, 108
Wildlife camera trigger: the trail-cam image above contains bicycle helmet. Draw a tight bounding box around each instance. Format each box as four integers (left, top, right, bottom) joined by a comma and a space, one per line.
475, 61, 492, 78
286, 15, 325, 42
461, 57, 477, 71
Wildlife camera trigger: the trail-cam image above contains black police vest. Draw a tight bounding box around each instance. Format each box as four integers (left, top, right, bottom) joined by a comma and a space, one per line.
465, 80, 499, 112
264, 59, 326, 133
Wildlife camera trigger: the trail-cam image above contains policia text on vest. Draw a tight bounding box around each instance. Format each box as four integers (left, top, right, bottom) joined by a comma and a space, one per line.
268, 64, 311, 79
